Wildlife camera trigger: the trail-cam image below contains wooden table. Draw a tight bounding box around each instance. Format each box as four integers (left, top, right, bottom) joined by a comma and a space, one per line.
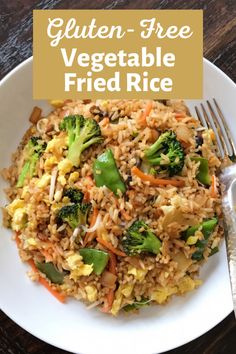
0, 1, 236, 353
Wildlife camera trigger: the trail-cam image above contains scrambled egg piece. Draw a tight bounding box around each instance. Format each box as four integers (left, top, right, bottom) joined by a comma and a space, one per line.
21, 186, 29, 199
51, 198, 70, 213
58, 159, 73, 175
46, 136, 67, 155
186, 236, 198, 245
111, 286, 123, 316
85, 285, 98, 302
26, 237, 37, 246
68, 171, 79, 184
111, 283, 134, 315
151, 286, 178, 304
58, 175, 67, 186
24, 237, 38, 250
151, 275, 202, 304
50, 100, 64, 108
44, 156, 58, 171
67, 253, 93, 281
100, 100, 108, 108
6, 199, 27, 231
54, 190, 63, 202
202, 129, 215, 145
37, 173, 51, 188
7, 199, 24, 215
12, 209, 27, 231
121, 284, 134, 298
128, 266, 148, 282
177, 276, 202, 294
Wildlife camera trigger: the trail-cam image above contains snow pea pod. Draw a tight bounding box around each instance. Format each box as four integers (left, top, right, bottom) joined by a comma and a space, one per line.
79, 248, 109, 275
36, 261, 64, 284
191, 157, 211, 186
93, 149, 126, 196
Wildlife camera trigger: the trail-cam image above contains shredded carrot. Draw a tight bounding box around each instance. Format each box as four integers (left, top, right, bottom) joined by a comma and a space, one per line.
102, 253, 117, 312
96, 237, 126, 257
131, 166, 185, 187
120, 209, 132, 221
209, 129, 215, 141
86, 176, 94, 190
100, 117, 109, 127
37, 277, 66, 303
83, 190, 90, 203
100, 251, 117, 313
90, 208, 99, 227
15, 232, 21, 248
101, 288, 115, 313
40, 249, 53, 262
175, 112, 186, 119
28, 259, 37, 272
28, 259, 66, 303
100, 245, 118, 313
138, 101, 153, 127
108, 252, 117, 275
210, 175, 217, 198
83, 208, 99, 246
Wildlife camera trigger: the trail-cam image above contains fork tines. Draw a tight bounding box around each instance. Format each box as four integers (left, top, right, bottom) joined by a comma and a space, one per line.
194, 99, 236, 161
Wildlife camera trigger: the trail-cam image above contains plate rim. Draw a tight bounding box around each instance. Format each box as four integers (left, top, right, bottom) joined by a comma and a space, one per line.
0, 56, 234, 354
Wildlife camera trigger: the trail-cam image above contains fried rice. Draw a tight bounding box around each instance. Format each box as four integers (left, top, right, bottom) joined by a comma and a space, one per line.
1, 99, 223, 315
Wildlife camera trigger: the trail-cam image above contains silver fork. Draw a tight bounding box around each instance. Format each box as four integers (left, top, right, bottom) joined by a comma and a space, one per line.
194, 99, 236, 160
194, 99, 236, 317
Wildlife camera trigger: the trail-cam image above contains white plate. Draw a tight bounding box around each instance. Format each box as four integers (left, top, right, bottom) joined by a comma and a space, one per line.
0, 57, 235, 354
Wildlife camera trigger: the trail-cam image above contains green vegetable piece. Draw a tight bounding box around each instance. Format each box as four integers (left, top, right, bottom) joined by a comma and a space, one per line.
209, 246, 219, 257
191, 240, 207, 261
59, 115, 103, 167
123, 298, 151, 312
149, 167, 157, 176
191, 157, 211, 186
79, 248, 109, 275
57, 203, 91, 229
132, 131, 139, 138
36, 262, 64, 284
185, 218, 218, 240
93, 149, 126, 196
122, 220, 162, 256
184, 218, 218, 261
17, 137, 46, 187
140, 160, 151, 174
63, 188, 84, 203
144, 131, 185, 176
16, 161, 31, 188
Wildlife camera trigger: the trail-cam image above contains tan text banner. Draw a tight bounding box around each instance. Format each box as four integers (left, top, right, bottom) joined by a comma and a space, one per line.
33, 10, 203, 99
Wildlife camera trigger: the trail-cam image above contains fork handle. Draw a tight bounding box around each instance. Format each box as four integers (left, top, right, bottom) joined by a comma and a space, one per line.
220, 165, 236, 317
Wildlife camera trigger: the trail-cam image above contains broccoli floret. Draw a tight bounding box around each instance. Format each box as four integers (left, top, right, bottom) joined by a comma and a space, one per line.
122, 220, 162, 256
63, 188, 84, 203
144, 131, 184, 176
59, 115, 103, 167
17, 137, 46, 187
57, 203, 91, 229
